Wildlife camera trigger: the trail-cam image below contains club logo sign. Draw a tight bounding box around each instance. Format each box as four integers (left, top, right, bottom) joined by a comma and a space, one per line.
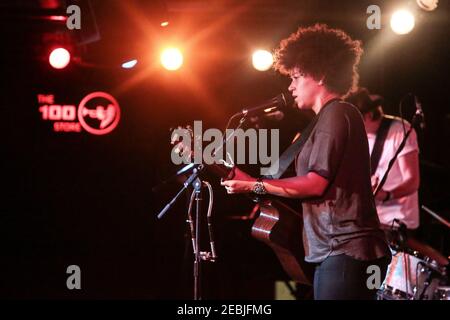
38, 92, 121, 135
78, 92, 121, 135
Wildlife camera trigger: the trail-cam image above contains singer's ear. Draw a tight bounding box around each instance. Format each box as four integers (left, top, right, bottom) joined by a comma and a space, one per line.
317, 75, 326, 86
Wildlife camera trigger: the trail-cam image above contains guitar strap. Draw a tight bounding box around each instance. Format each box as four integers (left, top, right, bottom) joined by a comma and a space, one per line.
370, 116, 392, 176
265, 100, 341, 180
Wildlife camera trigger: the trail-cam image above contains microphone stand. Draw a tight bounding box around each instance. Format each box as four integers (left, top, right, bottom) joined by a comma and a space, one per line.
156, 112, 249, 300
421, 205, 450, 229
156, 164, 206, 299
192, 176, 203, 300
157, 164, 203, 220
152, 163, 196, 192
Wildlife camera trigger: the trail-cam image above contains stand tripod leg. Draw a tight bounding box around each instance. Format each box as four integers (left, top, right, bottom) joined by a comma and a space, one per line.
193, 179, 202, 300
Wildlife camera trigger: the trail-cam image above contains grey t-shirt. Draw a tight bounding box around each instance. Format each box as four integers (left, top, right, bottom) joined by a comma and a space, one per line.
296, 100, 390, 263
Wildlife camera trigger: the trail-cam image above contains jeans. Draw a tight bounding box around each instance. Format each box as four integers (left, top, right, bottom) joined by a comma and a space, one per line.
313, 254, 390, 300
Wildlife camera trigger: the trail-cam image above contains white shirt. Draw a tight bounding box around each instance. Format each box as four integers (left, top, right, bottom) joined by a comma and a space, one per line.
367, 117, 420, 229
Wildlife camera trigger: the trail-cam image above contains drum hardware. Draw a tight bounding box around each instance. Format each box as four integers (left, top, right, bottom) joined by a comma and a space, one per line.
434, 286, 450, 300
378, 241, 448, 300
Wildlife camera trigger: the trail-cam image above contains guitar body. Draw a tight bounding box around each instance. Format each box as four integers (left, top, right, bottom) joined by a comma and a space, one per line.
207, 162, 314, 285
251, 199, 314, 285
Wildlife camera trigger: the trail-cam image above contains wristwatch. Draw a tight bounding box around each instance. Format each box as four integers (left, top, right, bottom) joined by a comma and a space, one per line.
253, 178, 267, 195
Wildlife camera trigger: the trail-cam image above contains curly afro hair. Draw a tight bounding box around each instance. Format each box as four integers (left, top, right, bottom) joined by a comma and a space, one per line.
274, 24, 363, 96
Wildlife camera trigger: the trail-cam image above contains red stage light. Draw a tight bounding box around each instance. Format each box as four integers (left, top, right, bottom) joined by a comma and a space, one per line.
49, 48, 71, 69
49, 15, 67, 22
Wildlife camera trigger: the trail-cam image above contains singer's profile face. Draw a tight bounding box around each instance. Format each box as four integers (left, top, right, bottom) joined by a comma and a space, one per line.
288, 67, 319, 110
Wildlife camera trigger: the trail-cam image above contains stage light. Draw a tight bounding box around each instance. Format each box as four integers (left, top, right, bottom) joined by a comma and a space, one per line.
122, 59, 138, 69
252, 50, 274, 71
416, 0, 438, 11
160, 48, 183, 71
161, 21, 169, 27
390, 9, 415, 35
49, 47, 71, 69
49, 15, 67, 22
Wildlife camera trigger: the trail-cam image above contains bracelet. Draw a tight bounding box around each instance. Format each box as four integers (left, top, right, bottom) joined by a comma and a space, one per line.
253, 178, 267, 195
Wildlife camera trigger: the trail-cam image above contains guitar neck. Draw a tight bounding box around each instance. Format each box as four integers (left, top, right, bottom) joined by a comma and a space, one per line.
204, 162, 235, 180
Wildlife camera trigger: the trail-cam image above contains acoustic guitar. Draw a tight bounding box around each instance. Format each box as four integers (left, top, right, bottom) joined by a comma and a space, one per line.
170, 126, 314, 285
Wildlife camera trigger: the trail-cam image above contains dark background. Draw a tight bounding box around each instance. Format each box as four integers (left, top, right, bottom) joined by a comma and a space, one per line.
1, 0, 449, 299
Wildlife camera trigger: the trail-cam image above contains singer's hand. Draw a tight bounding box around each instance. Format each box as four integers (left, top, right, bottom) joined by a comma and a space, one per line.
220, 168, 256, 194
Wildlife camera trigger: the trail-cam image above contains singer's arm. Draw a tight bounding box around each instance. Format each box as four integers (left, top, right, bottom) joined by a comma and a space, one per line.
221, 169, 329, 198
261, 172, 329, 198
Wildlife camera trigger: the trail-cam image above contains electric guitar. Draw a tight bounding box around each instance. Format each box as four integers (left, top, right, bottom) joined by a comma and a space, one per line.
170, 126, 314, 285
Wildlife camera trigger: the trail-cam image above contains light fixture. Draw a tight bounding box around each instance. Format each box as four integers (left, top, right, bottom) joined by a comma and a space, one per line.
390, 9, 415, 35
160, 47, 183, 71
416, 0, 438, 11
252, 50, 274, 71
122, 59, 138, 69
49, 47, 71, 69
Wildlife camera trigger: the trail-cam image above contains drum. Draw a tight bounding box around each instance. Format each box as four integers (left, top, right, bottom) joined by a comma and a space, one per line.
378, 250, 446, 300
434, 286, 450, 300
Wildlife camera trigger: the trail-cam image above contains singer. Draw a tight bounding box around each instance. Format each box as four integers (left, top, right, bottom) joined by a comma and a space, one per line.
221, 24, 391, 300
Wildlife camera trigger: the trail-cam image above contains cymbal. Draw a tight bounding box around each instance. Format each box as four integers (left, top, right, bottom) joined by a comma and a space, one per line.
406, 237, 449, 266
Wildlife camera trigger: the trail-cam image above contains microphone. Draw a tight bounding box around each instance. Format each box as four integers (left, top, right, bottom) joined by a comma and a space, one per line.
414, 95, 426, 129
239, 93, 292, 116
248, 110, 285, 124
